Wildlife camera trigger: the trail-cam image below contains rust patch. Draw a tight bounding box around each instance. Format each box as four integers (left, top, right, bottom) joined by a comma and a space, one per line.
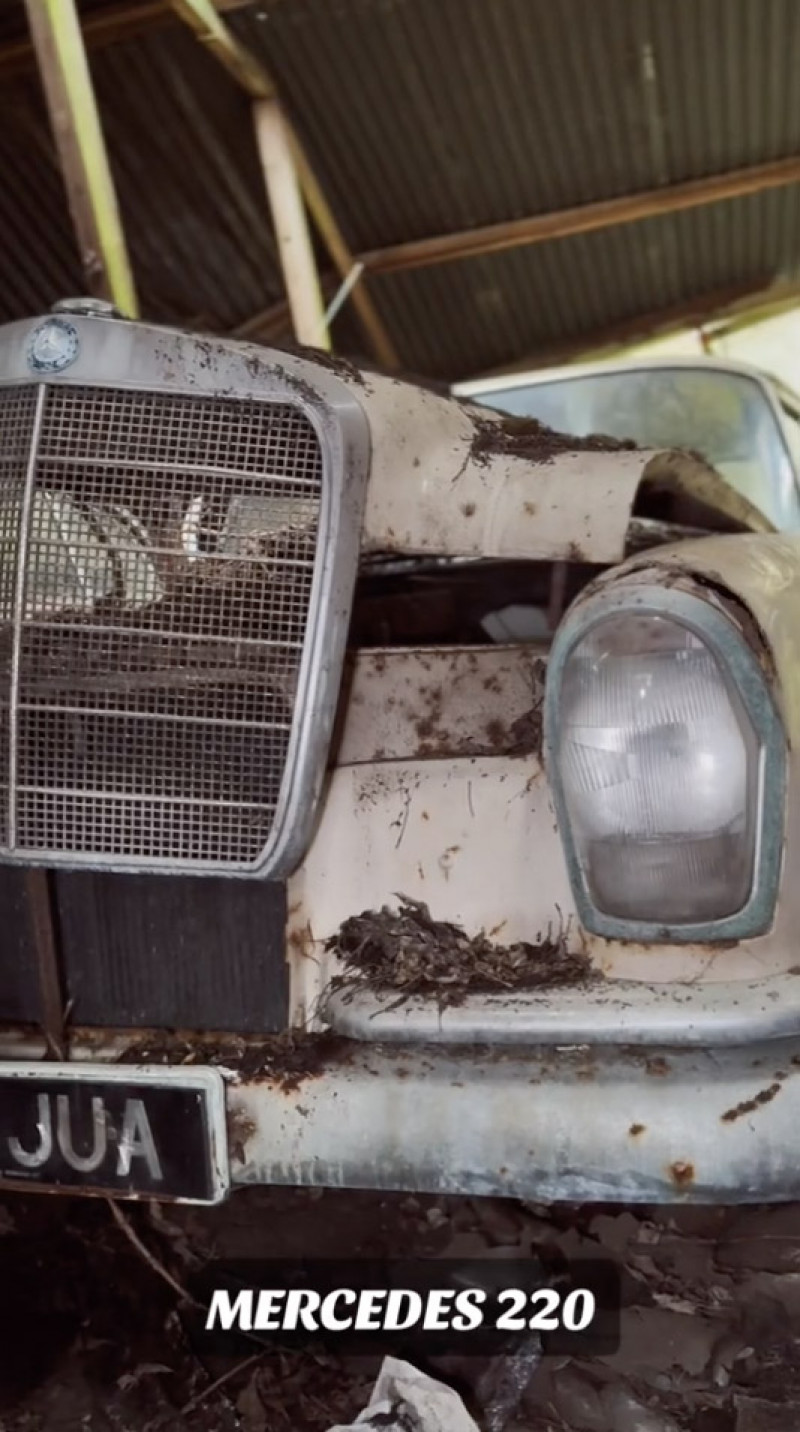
504, 703, 544, 757
288, 920, 315, 958
669, 1160, 695, 1188
226, 1105, 257, 1164
646, 1056, 671, 1078
461, 502, 476, 517
629, 1123, 646, 1137
413, 705, 543, 762
327, 896, 597, 1007
720, 1081, 783, 1124
523, 501, 536, 516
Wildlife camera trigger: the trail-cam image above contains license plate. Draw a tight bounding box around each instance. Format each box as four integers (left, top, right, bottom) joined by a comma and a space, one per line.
0, 1063, 228, 1203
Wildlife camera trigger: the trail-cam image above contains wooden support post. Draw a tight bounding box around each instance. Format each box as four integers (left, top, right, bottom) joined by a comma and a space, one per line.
169, 0, 399, 367
24, 0, 138, 316
254, 98, 331, 350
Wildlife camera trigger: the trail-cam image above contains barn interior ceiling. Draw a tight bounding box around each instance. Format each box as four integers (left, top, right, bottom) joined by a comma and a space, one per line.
2, 0, 800, 380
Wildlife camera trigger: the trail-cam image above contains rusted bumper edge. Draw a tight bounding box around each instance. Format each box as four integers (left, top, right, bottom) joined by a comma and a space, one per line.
0, 1032, 798, 1203
226, 1039, 800, 1204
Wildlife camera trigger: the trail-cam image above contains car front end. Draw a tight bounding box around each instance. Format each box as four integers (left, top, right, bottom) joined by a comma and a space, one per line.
0, 306, 798, 1205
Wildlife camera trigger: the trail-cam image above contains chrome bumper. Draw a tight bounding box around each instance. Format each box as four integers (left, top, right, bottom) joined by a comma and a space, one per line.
0, 1032, 797, 1204
227, 1039, 800, 1204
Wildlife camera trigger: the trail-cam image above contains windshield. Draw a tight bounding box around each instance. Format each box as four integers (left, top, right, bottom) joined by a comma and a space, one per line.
471, 366, 799, 530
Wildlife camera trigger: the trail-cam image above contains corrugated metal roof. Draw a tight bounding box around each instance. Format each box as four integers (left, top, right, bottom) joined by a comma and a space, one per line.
234, 0, 800, 236
2, 0, 800, 376
368, 187, 800, 375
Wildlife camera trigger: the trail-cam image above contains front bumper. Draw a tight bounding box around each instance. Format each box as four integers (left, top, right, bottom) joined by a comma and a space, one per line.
1, 1035, 799, 1204
227, 1038, 800, 1204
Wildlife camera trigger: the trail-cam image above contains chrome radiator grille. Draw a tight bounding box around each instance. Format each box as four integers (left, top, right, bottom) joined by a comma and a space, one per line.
0, 383, 325, 871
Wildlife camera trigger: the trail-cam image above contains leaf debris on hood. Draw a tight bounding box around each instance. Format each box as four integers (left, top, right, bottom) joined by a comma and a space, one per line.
327, 896, 596, 1006
467, 410, 638, 466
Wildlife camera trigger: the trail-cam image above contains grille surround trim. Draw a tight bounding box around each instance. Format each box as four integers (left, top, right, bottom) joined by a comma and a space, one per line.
0, 316, 371, 878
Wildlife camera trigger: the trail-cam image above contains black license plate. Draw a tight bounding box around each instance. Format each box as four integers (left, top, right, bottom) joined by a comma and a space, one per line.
0, 1064, 228, 1203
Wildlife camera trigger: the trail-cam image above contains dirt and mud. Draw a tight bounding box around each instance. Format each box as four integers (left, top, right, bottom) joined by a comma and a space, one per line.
2, 1188, 800, 1431
467, 412, 638, 467
327, 896, 595, 1006
118, 1030, 352, 1092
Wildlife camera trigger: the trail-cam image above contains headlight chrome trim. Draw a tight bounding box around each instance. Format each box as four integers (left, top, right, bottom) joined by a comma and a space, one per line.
544, 581, 787, 943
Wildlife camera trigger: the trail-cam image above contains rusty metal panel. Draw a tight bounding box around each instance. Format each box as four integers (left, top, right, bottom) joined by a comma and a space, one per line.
226, 1037, 800, 1203
232, 0, 800, 376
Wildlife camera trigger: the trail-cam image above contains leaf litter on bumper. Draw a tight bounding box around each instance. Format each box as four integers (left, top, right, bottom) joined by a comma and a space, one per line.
327, 896, 596, 1007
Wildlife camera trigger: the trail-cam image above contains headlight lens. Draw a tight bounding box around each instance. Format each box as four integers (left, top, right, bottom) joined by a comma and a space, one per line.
546, 582, 786, 940
558, 613, 758, 922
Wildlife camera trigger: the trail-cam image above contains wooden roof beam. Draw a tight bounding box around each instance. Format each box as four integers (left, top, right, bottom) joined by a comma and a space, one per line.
1, 0, 253, 79
360, 156, 800, 275
169, 0, 400, 368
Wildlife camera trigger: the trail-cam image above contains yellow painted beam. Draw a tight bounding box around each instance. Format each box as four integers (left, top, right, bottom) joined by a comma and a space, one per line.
254, 97, 331, 350
170, 0, 273, 99
168, 0, 399, 367
24, 0, 138, 317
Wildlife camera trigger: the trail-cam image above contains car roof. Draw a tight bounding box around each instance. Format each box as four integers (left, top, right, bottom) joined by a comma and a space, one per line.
453, 353, 800, 411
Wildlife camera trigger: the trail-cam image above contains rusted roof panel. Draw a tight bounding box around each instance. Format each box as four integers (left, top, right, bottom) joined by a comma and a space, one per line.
0, 21, 289, 333
1, 0, 799, 377
233, 0, 800, 238
368, 187, 800, 377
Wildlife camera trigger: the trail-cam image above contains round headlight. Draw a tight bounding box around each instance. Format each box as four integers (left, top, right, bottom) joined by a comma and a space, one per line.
546, 584, 786, 940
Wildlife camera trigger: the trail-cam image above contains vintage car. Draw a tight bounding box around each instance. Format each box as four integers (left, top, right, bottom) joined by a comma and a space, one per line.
455, 353, 800, 532
0, 301, 797, 1207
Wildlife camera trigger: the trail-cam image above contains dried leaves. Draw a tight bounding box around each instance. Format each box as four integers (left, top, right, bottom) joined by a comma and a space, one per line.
328, 896, 595, 1006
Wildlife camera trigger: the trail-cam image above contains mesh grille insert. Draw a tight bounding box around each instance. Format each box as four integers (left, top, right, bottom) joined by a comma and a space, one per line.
0, 384, 324, 868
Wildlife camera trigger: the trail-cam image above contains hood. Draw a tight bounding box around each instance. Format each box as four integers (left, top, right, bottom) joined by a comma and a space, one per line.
359, 379, 775, 565
0, 313, 772, 570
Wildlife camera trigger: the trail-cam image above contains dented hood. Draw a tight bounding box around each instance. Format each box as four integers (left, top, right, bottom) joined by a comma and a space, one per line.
0, 314, 771, 569
359, 377, 775, 564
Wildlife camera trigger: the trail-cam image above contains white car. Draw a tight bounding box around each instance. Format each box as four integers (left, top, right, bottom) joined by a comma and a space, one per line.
455, 354, 800, 531
0, 306, 795, 1208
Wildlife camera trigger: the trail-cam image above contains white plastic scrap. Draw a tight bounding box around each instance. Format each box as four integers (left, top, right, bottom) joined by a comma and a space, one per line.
328, 1357, 481, 1432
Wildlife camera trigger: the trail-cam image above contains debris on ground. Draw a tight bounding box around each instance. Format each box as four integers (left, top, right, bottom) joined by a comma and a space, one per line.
328, 896, 596, 1006
475, 1335, 543, 1432
328, 1357, 481, 1432
3, 1188, 800, 1429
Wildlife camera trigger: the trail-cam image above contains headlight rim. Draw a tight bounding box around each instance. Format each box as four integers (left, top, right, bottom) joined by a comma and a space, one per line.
544, 580, 787, 944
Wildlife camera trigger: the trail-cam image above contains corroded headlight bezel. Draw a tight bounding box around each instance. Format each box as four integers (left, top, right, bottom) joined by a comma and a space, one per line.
544, 581, 787, 943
